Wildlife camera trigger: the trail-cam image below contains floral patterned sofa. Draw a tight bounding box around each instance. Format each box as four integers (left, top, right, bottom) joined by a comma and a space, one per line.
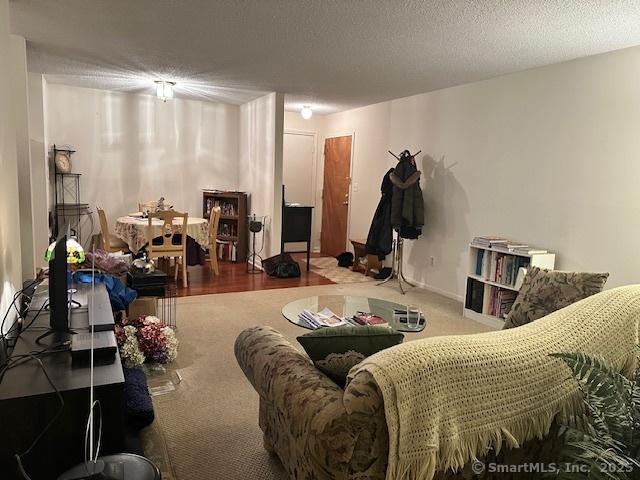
234, 326, 560, 480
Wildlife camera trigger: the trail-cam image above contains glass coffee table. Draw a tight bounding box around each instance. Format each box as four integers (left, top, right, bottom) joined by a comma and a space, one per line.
282, 295, 426, 332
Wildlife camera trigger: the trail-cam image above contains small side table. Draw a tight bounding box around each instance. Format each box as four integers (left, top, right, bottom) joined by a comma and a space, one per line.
350, 239, 382, 276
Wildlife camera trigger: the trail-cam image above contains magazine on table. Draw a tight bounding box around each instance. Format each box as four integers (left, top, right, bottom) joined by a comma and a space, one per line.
350, 311, 386, 326
299, 308, 347, 329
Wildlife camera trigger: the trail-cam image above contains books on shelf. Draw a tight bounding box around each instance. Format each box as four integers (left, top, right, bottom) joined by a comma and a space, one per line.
471, 236, 509, 247
204, 198, 238, 218
471, 236, 548, 255
511, 247, 548, 255
299, 308, 347, 329
217, 221, 238, 237
491, 241, 530, 253
479, 249, 530, 287
465, 236, 555, 325
467, 280, 517, 318
217, 241, 237, 261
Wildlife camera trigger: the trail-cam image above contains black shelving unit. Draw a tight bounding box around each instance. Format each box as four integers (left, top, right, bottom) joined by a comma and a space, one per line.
52, 146, 92, 244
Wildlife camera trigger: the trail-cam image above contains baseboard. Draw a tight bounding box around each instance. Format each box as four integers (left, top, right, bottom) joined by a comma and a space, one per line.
403, 276, 464, 303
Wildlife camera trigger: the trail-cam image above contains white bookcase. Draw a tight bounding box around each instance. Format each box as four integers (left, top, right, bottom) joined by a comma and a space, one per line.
463, 243, 555, 328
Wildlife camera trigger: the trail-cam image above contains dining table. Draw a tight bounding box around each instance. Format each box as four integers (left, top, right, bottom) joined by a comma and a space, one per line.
115, 213, 210, 265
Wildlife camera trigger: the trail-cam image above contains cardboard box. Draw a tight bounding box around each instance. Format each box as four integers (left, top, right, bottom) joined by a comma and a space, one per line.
128, 296, 158, 319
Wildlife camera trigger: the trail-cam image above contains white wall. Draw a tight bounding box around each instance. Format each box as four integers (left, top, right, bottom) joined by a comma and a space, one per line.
239, 93, 285, 258
28, 73, 50, 267
45, 84, 240, 234
323, 45, 640, 298
10, 35, 34, 279
0, 0, 23, 331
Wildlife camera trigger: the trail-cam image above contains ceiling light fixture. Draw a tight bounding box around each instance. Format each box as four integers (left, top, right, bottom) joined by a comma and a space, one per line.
155, 80, 175, 102
300, 105, 313, 120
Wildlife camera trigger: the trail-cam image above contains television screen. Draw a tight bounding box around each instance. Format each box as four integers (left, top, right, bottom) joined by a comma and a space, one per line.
48, 230, 69, 332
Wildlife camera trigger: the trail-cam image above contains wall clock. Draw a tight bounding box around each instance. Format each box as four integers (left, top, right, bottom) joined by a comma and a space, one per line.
55, 150, 72, 173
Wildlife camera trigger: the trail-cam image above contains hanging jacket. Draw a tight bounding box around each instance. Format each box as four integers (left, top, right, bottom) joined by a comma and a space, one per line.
390, 151, 424, 239
365, 168, 394, 260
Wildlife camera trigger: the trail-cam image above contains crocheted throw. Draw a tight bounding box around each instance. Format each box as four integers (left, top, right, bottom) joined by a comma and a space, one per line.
349, 286, 640, 480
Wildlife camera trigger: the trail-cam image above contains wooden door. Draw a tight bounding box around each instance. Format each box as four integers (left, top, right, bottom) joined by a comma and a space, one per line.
321, 135, 352, 256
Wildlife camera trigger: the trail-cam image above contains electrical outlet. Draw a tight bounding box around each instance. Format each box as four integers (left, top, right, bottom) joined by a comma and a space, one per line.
429, 256, 435, 267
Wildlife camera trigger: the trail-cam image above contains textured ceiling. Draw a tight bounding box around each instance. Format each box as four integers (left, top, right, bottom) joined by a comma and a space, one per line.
10, 0, 640, 113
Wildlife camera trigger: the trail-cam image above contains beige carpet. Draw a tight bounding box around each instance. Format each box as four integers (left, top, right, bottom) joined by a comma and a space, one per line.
305, 256, 376, 283
142, 282, 493, 480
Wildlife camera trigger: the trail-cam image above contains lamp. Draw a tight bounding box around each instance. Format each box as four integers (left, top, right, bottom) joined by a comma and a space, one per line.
300, 105, 313, 120
155, 81, 175, 102
44, 238, 86, 265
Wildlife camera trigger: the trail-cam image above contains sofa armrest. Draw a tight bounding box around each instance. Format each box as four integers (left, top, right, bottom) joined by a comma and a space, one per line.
234, 326, 359, 477
344, 370, 389, 479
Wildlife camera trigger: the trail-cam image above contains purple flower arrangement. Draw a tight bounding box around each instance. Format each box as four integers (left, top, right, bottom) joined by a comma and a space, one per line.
115, 315, 178, 368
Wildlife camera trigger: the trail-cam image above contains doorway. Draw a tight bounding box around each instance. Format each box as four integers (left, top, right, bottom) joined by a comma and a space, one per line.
320, 135, 352, 257
283, 131, 316, 251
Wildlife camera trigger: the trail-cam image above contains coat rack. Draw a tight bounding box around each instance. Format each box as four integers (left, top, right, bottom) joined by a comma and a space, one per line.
388, 149, 421, 161
377, 148, 423, 294
377, 231, 415, 294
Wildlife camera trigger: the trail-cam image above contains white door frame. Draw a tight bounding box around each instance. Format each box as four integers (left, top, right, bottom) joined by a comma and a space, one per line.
320, 131, 356, 254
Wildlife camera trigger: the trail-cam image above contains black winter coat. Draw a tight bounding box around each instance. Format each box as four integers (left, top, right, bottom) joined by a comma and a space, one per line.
365, 169, 394, 260
390, 156, 424, 239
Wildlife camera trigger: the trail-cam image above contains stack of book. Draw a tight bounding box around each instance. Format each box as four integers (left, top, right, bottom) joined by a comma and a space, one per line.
298, 308, 346, 329
217, 242, 237, 261
486, 288, 518, 318
472, 236, 547, 255
471, 236, 509, 247
349, 312, 386, 326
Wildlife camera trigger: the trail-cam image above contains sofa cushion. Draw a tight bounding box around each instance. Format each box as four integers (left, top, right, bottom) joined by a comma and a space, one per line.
297, 325, 404, 386
503, 267, 609, 329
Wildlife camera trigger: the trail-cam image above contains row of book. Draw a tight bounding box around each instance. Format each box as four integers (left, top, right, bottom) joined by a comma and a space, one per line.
217, 221, 238, 237
471, 236, 547, 255
204, 198, 238, 217
485, 287, 517, 318
465, 279, 517, 319
475, 250, 530, 287
216, 241, 237, 262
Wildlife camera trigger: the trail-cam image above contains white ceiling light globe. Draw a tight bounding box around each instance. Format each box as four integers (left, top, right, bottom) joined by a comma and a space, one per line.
300, 106, 313, 120
155, 80, 175, 101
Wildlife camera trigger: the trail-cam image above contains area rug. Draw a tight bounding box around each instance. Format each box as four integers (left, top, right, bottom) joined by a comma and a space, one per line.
142, 282, 492, 480
305, 256, 376, 284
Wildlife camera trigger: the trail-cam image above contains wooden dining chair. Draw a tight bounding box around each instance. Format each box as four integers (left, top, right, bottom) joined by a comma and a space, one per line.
207, 207, 222, 275
147, 210, 189, 287
97, 207, 130, 253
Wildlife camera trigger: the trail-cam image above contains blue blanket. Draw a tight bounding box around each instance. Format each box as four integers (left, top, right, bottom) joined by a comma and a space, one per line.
73, 272, 137, 311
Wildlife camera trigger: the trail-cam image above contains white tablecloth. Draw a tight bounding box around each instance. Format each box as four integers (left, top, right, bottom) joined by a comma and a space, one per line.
115, 215, 209, 253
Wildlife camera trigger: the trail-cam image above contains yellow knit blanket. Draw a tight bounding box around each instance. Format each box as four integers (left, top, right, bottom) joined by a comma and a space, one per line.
349, 286, 640, 480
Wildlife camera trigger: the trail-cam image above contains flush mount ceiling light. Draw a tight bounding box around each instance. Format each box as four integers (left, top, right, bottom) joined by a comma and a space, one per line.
300, 105, 313, 120
155, 80, 175, 101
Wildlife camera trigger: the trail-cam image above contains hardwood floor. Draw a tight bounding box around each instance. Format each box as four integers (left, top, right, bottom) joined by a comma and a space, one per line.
175, 253, 333, 297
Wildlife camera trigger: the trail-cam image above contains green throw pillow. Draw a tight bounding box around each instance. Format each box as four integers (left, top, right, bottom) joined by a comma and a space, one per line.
503, 267, 609, 329
297, 325, 404, 386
